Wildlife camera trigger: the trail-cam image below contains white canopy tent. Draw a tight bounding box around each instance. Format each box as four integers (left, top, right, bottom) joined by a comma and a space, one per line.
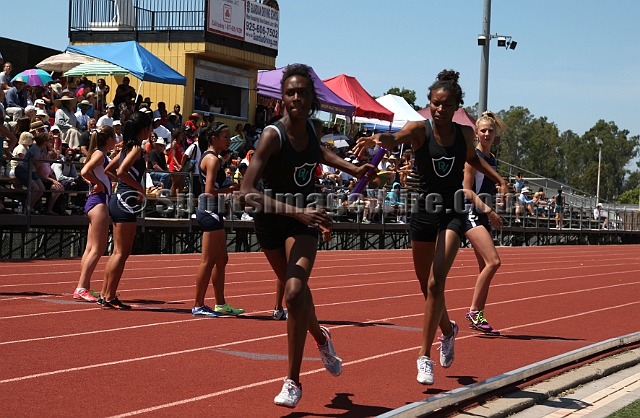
336, 94, 425, 131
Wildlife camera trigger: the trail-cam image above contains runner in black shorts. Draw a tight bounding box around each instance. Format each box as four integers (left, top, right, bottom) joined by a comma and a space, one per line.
463, 111, 507, 336
100, 111, 152, 310
355, 70, 508, 386
240, 64, 372, 408
191, 122, 244, 318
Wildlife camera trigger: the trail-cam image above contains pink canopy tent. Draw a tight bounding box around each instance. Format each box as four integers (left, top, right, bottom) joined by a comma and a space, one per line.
323, 74, 394, 122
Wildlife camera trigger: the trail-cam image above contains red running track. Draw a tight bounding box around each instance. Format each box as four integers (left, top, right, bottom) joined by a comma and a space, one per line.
1, 245, 639, 417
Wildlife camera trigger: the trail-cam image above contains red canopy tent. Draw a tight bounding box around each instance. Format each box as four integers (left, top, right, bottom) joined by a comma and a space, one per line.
417, 107, 500, 144
323, 74, 394, 122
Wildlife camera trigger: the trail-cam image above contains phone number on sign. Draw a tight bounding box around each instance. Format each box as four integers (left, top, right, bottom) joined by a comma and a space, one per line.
246, 23, 278, 38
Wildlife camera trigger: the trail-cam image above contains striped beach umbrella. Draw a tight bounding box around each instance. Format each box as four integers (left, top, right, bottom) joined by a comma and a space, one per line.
36, 52, 91, 73
63, 61, 129, 77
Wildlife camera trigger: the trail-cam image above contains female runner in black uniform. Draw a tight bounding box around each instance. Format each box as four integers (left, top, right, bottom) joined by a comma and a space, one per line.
463, 111, 506, 335
355, 70, 508, 386
100, 111, 152, 309
191, 122, 244, 317
240, 64, 372, 408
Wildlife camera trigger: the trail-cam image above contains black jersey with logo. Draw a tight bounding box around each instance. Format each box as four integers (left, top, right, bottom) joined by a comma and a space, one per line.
414, 120, 467, 208
260, 120, 321, 206
472, 148, 497, 196
116, 148, 146, 194
198, 150, 226, 213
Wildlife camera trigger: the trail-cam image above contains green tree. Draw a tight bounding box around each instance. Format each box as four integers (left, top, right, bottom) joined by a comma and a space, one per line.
385, 87, 422, 110
565, 120, 640, 201
464, 103, 478, 120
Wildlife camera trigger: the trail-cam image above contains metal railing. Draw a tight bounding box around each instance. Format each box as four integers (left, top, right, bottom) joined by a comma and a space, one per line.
69, 0, 206, 32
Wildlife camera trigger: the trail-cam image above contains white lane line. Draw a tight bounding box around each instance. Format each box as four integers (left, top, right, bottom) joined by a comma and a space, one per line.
106, 301, 640, 417
1, 293, 638, 385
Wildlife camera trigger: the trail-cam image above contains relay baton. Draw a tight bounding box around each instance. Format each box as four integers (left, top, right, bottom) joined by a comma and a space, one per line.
349, 147, 386, 201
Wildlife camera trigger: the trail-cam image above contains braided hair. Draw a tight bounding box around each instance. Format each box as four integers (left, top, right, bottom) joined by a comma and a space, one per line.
427, 69, 465, 106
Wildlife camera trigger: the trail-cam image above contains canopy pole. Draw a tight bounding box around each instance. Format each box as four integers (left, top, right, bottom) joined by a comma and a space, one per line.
135, 80, 143, 104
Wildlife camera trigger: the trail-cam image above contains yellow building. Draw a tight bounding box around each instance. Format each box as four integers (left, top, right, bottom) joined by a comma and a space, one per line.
69, 0, 279, 128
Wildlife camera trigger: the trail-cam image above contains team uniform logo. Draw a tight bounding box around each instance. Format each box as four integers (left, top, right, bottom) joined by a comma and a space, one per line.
293, 163, 316, 187
432, 156, 455, 178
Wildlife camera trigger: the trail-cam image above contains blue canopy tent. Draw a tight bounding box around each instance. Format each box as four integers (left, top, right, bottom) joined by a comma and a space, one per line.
65, 41, 186, 85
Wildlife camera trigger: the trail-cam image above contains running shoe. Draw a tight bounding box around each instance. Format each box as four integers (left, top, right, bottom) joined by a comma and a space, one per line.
316, 326, 342, 376
416, 356, 434, 385
438, 321, 458, 368
214, 303, 245, 316
100, 297, 132, 310
466, 309, 500, 335
273, 309, 288, 320
192, 305, 222, 317
274, 378, 302, 408
73, 288, 99, 303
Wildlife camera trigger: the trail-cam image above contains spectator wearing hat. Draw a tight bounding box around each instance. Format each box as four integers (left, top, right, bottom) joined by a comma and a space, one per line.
0, 62, 13, 90
85, 92, 98, 117
24, 105, 37, 120
5, 75, 28, 121
113, 76, 136, 112
113, 120, 123, 143
515, 187, 534, 223
594, 203, 608, 229
148, 136, 171, 189
54, 96, 80, 150
97, 103, 115, 127
153, 117, 171, 148
28, 119, 47, 136
166, 112, 179, 132
34, 98, 47, 111
49, 125, 63, 151
75, 100, 92, 131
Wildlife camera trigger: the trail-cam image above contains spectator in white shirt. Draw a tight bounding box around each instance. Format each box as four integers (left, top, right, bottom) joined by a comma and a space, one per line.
75, 100, 91, 131
152, 117, 171, 148
594, 203, 608, 229
97, 103, 115, 127
113, 120, 123, 143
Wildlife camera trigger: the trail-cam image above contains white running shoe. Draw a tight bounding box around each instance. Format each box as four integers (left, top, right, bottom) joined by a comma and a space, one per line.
241, 212, 253, 221
417, 356, 434, 385
317, 326, 342, 376
273, 309, 288, 320
274, 378, 302, 408
438, 321, 459, 368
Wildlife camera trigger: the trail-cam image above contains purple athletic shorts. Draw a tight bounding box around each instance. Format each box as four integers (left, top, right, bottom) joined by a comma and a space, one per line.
85, 192, 109, 214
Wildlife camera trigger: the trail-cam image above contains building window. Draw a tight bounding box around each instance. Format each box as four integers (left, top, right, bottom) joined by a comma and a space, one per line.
194, 60, 253, 120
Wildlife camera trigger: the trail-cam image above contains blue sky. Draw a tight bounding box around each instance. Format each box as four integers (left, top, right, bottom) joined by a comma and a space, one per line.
4, 0, 640, 145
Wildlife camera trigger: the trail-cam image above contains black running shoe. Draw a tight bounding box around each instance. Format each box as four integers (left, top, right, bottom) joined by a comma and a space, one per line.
101, 297, 132, 310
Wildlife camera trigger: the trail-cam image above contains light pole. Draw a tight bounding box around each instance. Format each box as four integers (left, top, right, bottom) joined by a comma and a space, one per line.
477, 0, 516, 116
595, 136, 603, 204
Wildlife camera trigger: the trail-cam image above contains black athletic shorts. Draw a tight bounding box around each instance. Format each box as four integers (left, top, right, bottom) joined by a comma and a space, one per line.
465, 207, 491, 233
253, 213, 318, 250
109, 191, 139, 223
409, 206, 466, 242
196, 209, 224, 232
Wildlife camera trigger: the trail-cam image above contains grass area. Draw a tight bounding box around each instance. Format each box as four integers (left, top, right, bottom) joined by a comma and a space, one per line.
607, 398, 640, 418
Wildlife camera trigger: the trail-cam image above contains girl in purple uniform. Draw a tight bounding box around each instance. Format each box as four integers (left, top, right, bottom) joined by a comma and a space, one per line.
74, 126, 117, 302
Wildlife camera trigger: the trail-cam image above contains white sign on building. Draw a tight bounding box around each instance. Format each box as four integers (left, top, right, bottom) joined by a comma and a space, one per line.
208, 0, 245, 40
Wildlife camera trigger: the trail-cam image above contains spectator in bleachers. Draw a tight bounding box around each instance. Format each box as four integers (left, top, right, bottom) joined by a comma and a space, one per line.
8, 132, 33, 177
554, 189, 565, 229
24, 105, 37, 121
37, 145, 64, 215
166, 112, 179, 132
533, 191, 547, 217
594, 203, 608, 229
75, 100, 92, 131
97, 103, 115, 127
385, 181, 406, 223
14, 132, 51, 213
515, 187, 534, 222
514, 172, 524, 193
79, 118, 97, 159
5, 76, 28, 121
147, 137, 171, 190
113, 120, 123, 143
0, 62, 13, 90
52, 146, 88, 214
167, 128, 186, 196
54, 96, 81, 150
173, 104, 182, 126
153, 117, 171, 147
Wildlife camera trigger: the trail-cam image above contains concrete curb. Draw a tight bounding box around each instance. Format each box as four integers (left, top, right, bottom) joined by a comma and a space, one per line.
457, 347, 640, 418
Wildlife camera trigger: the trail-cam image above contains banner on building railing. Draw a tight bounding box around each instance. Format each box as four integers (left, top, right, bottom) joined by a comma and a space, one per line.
208, 0, 279, 50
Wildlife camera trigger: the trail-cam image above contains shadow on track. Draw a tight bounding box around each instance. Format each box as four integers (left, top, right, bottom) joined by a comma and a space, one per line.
282, 392, 392, 417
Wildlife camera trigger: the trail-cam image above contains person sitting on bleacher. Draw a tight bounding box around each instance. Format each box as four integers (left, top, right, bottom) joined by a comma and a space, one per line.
52, 146, 89, 214
533, 191, 547, 217
514, 187, 534, 223
385, 181, 406, 223
594, 203, 608, 229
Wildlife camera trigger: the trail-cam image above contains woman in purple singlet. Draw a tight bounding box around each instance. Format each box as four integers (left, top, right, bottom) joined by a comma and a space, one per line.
73, 126, 117, 302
